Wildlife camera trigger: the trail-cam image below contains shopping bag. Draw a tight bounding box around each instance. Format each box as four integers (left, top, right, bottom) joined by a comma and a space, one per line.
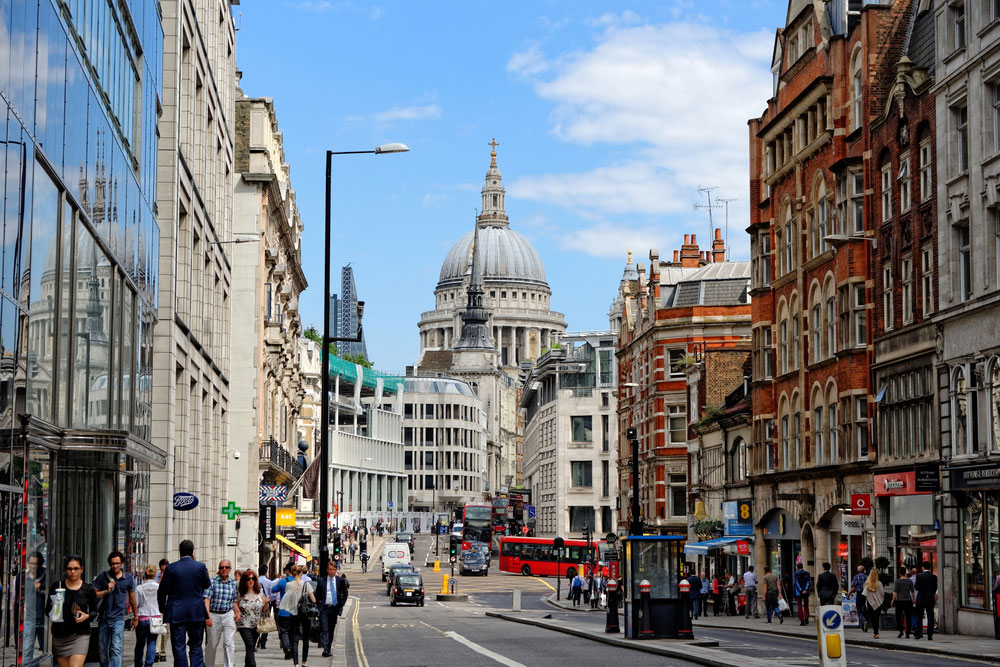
777, 597, 789, 613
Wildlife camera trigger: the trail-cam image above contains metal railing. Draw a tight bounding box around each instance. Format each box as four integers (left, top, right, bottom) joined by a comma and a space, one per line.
259, 437, 304, 478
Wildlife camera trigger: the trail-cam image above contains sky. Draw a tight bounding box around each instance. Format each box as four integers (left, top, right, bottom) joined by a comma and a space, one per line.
235, 1, 789, 372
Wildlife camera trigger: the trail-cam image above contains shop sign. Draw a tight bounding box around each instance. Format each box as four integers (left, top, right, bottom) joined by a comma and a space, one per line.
726, 520, 754, 536
173, 492, 199, 511
837, 542, 849, 557
841, 516, 867, 535
915, 467, 938, 492
949, 463, 1000, 491
259, 504, 276, 541
736, 541, 750, 555
763, 510, 799, 539
276, 508, 296, 526
874, 471, 932, 497
850, 494, 871, 515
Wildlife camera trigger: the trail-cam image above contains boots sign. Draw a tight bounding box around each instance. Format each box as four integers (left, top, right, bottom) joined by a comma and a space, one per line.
173, 492, 199, 511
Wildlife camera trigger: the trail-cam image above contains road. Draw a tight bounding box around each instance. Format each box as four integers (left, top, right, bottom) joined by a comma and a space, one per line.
332, 533, 991, 667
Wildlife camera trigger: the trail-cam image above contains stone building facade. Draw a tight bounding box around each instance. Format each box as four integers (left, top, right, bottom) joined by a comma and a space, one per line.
150, 0, 238, 567
231, 93, 308, 569
611, 234, 750, 536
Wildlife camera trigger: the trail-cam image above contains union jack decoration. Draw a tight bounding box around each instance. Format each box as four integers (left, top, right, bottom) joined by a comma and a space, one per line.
259, 485, 287, 504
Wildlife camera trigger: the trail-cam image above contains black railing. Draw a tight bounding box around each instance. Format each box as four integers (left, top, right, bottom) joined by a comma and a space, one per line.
260, 438, 304, 478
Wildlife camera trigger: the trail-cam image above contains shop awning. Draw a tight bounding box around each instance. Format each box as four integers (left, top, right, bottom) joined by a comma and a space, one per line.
683, 537, 742, 556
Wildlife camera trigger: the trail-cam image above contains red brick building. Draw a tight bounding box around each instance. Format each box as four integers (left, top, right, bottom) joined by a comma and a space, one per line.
611, 232, 751, 535
746, 0, 916, 591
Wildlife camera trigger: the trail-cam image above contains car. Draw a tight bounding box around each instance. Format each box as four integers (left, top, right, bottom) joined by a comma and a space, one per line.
395, 531, 415, 554
470, 541, 492, 565
390, 573, 425, 606
459, 550, 488, 576
386, 563, 416, 594
451, 522, 463, 537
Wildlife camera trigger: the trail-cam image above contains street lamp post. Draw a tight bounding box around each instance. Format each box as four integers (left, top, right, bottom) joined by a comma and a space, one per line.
319, 143, 409, 574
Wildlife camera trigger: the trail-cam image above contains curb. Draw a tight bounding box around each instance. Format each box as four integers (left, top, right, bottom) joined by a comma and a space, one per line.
436, 593, 469, 602
486, 612, 776, 667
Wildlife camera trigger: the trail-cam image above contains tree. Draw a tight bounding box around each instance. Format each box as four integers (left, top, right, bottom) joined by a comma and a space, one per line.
303, 325, 337, 356
342, 353, 372, 369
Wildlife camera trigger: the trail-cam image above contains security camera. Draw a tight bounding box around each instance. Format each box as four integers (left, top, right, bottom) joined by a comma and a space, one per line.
233, 450, 241, 460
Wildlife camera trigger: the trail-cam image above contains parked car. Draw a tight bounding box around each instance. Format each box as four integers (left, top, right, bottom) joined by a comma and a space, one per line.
395, 531, 415, 554
390, 573, 425, 606
460, 550, 488, 576
386, 563, 416, 594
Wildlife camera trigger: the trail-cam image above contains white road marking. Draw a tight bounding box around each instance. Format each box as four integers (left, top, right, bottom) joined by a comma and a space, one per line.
444, 631, 526, 667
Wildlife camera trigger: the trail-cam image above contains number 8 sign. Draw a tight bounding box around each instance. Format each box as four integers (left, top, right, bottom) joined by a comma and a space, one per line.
851, 494, 870, 515
737, 499, 753, 522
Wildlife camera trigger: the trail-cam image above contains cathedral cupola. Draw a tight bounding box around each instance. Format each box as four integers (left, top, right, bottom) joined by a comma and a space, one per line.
479, 138, 508, 228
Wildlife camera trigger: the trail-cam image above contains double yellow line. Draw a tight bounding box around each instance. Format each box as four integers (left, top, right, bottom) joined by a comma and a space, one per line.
350, 595, 369, 667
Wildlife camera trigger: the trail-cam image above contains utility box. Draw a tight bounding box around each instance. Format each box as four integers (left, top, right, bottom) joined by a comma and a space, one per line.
620, 535, 688, 639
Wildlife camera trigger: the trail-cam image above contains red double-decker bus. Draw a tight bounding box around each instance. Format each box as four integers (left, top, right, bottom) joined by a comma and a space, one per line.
461, 503, 493, 551
498, 536, 619, 578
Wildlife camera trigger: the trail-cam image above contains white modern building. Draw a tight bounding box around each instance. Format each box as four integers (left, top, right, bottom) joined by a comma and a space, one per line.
520, 332, 619, 538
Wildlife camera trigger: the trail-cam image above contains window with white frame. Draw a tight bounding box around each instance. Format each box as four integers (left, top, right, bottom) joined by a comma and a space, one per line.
855, 396, 869, 459
814, 405, 825, 465
793, 412, 802, 469
883, 264, 894, 331
732, 437, 748, 482
921, 246, 934, 315
953, 2, 966, 51
851, 171, 865, 233
811, 303, 821, 363
953, 364, 976, 455
792, 314, 800, 370
899, 158, 911, 212
881, 164, 892, 222
781, 415, 790, 470
956, 105, 969, 173
838, 285, 850, 349
828, 400, 839, 464
852, 55, 863, 130
669, 349, 686, 378
958, 223, 972, 301
765, 419, 776, 472
668, 405, 686, 444
902, 256, 913, 324
780, 319, 789, 373
854, 284, 867, 347
812, 189, 828, 256
784, 220, 795, 274
826, 296, 836, 358
752, 230, 772, 288
989, 358, 1000, 453
764, 326, 773, 379
919, 139, 933, 201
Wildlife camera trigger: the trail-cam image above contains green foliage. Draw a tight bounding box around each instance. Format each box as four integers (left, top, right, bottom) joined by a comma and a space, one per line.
698, 406, 724, 426
342, 353, 371, 368
874, 556, 890, 572
303, 326, 338, 356
860, 557, 875, 572
693, 519, 724, 538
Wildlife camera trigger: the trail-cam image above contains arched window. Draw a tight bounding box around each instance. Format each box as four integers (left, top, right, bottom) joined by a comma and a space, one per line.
952, 364, 978, 456
731, 437, 748, 482
784, 203, 795, 274
851, 48, 863, 130
811, 177, 828, 257
790, 294, 800, 371
778, 302, 789, 374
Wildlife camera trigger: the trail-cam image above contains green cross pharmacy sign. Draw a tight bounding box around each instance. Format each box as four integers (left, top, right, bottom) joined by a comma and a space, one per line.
222, 501, 242, 520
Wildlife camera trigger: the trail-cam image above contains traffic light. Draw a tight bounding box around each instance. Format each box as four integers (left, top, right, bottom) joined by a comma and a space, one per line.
449, 534, 459, 559
332, 532, 342, 559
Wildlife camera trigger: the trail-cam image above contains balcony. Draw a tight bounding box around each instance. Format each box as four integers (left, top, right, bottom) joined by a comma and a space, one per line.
259, 437, 304, 480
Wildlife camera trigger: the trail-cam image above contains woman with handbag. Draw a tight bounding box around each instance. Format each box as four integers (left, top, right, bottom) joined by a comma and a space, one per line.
46, 554, 98, 667
236, 570, 270, 667
279, 565, 317, 667
134, 565, 163, 667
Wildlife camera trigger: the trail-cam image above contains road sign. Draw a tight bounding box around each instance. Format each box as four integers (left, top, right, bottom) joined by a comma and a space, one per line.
449, 555, 456, 563
605, 532, 618, 544
222, 502, 241, 520
527, 505, 536, 518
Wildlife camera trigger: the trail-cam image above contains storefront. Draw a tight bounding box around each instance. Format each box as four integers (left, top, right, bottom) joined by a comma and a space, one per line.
873, 467, 938, 576
949, 463, 1000, 616
830, 511, 874, 590
761, 509, 801, 595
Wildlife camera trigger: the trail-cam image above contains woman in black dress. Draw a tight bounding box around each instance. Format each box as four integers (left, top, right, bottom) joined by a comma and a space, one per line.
46, 555, 98, 667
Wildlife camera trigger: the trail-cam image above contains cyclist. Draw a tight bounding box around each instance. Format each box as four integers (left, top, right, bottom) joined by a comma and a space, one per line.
360, 551, 369, 573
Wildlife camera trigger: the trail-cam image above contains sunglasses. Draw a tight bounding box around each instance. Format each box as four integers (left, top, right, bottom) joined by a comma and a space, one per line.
248, 577, 257, 581
66, 566, 81, 571
219, 566, 231, 570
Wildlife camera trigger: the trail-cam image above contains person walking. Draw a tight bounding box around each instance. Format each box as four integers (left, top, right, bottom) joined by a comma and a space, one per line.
47, 555, 99, 667
315, 561, 349, 657
570, 572, 583, 606
349, 542, 356, 565
94, 551, 138, 667
793, 563, 812, 626
235, 570, 268, 667
743, 567, 759, 619
269, 563, 294, 659
581, 572, 592, 606
891, 567, 915, 638
276, 565, 316, 667
849, 565, 868, 632
913, 560, 938, 640
134, 565, 162, 667
21, 551, 46, 661
157, 540, 212, 667
711, 573, 723, 616
817, 562, 839, 607
725, 571, 738, 615
688, 571, 703, 620
154, 559, 170, 663
699, 571, 710, 614
204, 560, 240, 667
864, 568, 885, 639
762, 566, 784, 624
255, 573, 272, 651
591, 573, 603, 610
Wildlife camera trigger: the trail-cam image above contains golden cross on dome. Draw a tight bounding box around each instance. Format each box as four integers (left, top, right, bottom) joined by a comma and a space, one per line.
628, 250, 632, 264
489, 138, 499, 167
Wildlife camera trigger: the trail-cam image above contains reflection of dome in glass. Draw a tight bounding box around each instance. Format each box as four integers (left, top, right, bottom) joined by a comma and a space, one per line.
438, 226, 547, 289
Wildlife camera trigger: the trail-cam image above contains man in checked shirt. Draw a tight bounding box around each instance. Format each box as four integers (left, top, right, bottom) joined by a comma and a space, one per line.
204, 560, 241, 667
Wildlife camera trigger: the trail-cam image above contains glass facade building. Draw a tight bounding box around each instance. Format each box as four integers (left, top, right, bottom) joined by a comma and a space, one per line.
0, 1, 162, 664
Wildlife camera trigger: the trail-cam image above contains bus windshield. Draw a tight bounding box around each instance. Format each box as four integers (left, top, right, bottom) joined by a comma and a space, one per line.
462, 504, 493, 545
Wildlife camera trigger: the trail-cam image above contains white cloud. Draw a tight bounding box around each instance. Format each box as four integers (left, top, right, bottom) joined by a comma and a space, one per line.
422, 193, 449, 208
507, 19, 772, 256
373, 104, 442, 122
588, 10, 642, 29
556, 223, 683, 260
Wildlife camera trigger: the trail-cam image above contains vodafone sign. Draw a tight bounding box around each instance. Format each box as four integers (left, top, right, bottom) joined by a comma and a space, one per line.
850, 494, 871, 515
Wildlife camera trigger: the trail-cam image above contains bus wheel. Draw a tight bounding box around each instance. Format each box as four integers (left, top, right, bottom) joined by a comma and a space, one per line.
521, 565, 531, 576
566, 567, 576, 579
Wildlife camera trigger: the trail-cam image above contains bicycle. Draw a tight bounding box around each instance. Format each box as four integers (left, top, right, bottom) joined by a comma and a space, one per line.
360, 552, 369, 573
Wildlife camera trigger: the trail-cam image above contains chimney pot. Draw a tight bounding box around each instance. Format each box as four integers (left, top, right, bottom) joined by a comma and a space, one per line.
684, 234, 690, 245
673, 250, 679, 263
691, 234, 697, 246
715, 228, 722, 240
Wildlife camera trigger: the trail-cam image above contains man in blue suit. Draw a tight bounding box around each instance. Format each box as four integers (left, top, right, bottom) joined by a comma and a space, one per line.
157, 540, 211, 667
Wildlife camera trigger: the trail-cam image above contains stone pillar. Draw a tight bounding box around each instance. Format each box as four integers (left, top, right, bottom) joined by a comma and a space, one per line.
444, 328, 450, 349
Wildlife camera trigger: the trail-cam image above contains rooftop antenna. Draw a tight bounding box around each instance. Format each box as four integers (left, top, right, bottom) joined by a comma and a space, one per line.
694, 186, 721, 249
717, 197, 738, 261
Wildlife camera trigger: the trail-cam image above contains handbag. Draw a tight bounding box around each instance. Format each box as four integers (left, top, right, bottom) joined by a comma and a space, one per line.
777, 597, 789, 613
297, 583, 319, 618
256, 613, 277, 634
149, 617, 167, 636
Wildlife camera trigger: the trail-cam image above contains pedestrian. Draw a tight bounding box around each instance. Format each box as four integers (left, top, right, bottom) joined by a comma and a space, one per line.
134, 565, 162, 667
235, 570, 268, 667
157, 539, 212, 667
699, 571, 710, 613
94, 550, 138, 667
817, 562, 839, 606
154, 559, 170, 663
849, 565, 867, 631
349, 542, 356, 564
913, 560, 938, 640
316, 561, 349, 657
863, 568, 885, 639
570, 572, 583, 606
891, 567, 915, 638
47, 554, 98, 667
581, 571, 592, 606
793, 563, 812, 626
762, 566, 784, 624
591, 573, 602, 609
204, 559, 240, 667
711, 573, 723, 616
21, 551, 46, 661
726, 570, 737, 615
276, 564, 316, 667
688, 571, 703, 620
270, 563, 294, 659
255, 572, 272, 650
743, 566, 759, 618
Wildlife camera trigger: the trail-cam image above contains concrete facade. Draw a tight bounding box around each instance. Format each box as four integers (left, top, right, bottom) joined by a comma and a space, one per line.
520, 332, 619, 539
150, 0, 238, 567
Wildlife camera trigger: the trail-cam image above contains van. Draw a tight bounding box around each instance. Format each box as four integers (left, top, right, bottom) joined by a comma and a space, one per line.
381, 542, 411, 580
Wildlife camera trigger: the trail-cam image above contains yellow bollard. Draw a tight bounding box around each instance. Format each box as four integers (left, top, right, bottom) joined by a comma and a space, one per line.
440, 574, 450, 594
433, 560, 441, 573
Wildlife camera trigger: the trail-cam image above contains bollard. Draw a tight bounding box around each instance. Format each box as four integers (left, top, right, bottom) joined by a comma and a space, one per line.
605, 579, 620, 633
816, 605, 847, 667
512, 588, 522, 612
678, 577, 693, 639
638, 580, 654, 639
440, 573, 450, 595
433, 560, 441, 573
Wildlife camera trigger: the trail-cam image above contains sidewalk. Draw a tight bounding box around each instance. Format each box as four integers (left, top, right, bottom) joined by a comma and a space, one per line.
545, 594, 1000, 663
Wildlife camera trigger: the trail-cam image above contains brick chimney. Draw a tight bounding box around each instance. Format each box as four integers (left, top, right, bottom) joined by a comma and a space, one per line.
712, 227, 726, 263
673, 250, 679, 263
680, 234, 700, 268
649, 250, 661, 300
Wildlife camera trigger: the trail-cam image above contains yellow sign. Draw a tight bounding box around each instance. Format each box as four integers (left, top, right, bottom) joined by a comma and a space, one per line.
276, 509, 296, 526
276, 533, 311, 560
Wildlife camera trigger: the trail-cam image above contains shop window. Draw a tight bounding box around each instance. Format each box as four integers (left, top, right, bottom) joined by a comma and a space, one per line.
960, 492, 999, 610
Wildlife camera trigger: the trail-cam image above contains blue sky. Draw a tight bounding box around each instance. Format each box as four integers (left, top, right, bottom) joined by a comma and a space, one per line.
235, 1, 787, 371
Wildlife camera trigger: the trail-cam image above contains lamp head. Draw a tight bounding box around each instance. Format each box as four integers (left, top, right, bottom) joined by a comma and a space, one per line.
374, 143, 409, 154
